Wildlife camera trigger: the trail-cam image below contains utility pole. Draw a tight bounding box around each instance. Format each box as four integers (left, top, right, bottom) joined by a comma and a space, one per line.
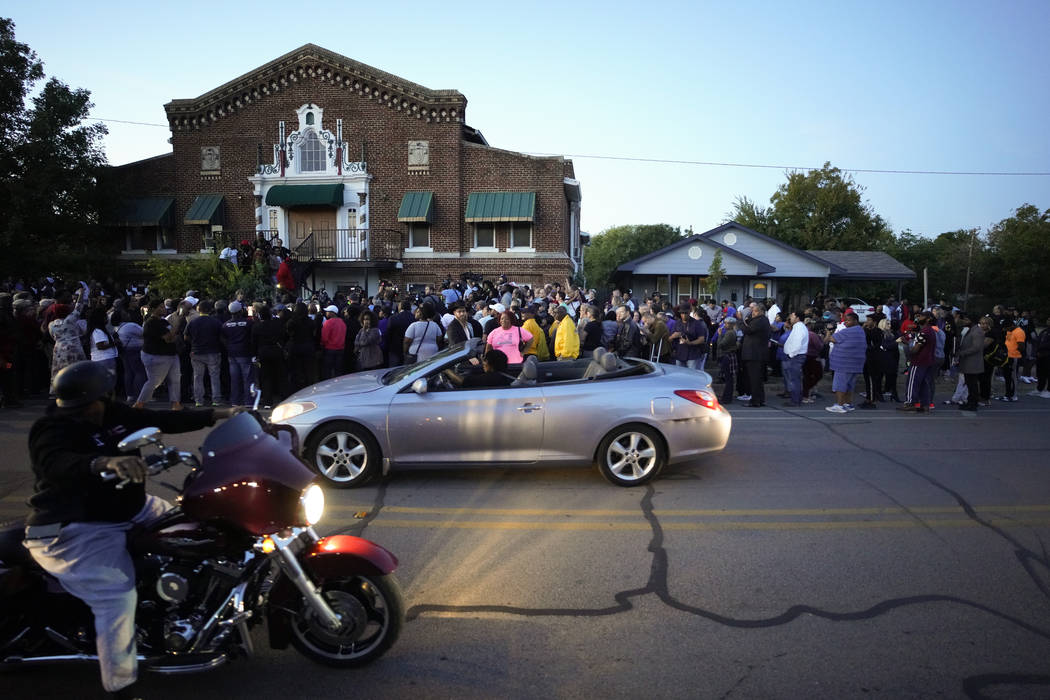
963, 227, 978, 311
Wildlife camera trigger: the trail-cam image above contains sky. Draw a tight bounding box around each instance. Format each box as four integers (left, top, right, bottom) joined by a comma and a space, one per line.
8, 0, 1049, 239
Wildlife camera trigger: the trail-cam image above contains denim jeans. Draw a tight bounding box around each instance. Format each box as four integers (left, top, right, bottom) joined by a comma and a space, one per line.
228, 355, 254, 406
191, 352, 223, 404
137, 352, 180, 404
676, 353, 707, 371
783, 355, 804, 405
120, 347, 146, 401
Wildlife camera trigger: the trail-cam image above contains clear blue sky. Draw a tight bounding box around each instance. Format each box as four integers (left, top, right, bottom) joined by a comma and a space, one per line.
10, 0, 1049, 239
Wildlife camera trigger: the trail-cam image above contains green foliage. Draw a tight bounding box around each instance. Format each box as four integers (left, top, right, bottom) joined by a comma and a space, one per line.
146, 256, 274, 302
583, 224, 684, 291
0, 18, 109, 276
985, 204, 1050, 311
731, 162, 893, 251
705, 249, 726, 297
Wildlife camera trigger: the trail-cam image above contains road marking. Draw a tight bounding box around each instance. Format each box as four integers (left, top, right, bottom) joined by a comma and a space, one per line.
363, 516, 1050, 532
349, 504, 1050, 517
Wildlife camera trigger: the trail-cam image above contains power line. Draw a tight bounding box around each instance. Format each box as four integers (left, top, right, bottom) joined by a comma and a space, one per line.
522, 152, 1050, 177
90, 117, 1050, 177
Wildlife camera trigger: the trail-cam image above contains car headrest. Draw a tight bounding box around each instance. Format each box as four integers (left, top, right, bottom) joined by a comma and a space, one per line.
601, 352, 619, 371
592, 347, 607, 362
512, 355, 538, 386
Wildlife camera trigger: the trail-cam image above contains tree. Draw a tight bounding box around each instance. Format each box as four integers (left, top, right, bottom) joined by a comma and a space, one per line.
583, 224, 684, 291
705, 249, 726, 297
730, 162, 893, 251
985, 204, 1050, 310
0, 18, 109, 276
146, 256, 274, 301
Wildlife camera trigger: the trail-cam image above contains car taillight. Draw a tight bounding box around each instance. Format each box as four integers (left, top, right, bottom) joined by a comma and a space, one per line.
674, 389, 720, 410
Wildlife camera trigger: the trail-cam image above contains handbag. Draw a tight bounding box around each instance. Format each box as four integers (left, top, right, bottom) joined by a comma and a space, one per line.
983, 341, 1008, 368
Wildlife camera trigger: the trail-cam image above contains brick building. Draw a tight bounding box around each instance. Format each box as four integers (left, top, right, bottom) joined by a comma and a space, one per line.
107, 44, 583, 295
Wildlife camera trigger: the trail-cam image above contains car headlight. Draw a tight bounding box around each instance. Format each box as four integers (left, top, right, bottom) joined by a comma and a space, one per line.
271, 401, 316, 422
300, 484, 325, 526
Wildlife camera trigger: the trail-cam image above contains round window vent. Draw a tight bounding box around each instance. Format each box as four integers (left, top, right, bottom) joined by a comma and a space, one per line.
724, 232, 737, 246
688, 245, 703, 260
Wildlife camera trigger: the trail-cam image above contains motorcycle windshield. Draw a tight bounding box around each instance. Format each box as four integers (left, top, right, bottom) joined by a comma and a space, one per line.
200, 411, 267, 454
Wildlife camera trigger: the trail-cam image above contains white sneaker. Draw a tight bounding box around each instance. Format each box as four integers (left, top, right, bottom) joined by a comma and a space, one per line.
1041, 391, 1050, 399
825, 404, 848, 413
843, 403, 856, 411
738, 394, 751, 402
1028, 390, 1043, 396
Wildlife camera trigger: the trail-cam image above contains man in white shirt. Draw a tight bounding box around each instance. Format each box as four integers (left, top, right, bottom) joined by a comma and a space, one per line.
766, 298, 781, 324
782, 310, 809, 406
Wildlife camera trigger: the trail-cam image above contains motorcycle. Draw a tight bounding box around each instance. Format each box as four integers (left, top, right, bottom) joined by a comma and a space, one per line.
0, 407, 403, 674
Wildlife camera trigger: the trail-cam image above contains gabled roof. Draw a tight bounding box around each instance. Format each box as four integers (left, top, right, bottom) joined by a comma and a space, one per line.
699, 222, 848, 275
807, 250, 916, 279
165, 44, 467, 131
616, 234, 775, 274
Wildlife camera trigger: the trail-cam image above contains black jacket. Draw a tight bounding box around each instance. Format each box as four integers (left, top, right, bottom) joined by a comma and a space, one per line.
740, 314, 771, 362
27, 401, 218, 525
447, 318, 483, 345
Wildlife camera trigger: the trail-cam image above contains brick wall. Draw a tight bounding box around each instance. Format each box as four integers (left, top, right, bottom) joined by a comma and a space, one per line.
111, 49, 575, 287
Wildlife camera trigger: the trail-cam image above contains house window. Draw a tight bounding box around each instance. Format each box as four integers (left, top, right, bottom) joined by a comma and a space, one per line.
407, 223, 430, 249
509, 223, 532, 249
299, 130, 325, 172
126, 227, 174, 251
677, 277, 692, 305
656, 277, 669, 295
474, 223, 495, 249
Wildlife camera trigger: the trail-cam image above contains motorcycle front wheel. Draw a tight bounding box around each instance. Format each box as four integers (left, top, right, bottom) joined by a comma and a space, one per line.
290, 574, 404, 667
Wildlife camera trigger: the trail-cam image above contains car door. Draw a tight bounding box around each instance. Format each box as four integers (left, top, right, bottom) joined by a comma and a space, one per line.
387, 379, 545, 465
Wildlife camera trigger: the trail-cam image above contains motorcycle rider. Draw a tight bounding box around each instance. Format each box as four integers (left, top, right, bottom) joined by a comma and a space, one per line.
22, 360, 240, 699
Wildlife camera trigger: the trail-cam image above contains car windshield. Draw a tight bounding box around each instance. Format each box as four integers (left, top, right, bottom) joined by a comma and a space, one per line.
381, 341, 472, 384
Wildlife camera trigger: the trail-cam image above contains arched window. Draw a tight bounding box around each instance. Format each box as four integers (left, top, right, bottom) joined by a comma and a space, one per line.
299, 129, 325, 172
305, 111, 315, 126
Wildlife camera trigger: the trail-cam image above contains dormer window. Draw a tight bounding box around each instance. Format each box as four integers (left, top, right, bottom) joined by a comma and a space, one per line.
305, 111, 315, 126
300, 130, 325, 172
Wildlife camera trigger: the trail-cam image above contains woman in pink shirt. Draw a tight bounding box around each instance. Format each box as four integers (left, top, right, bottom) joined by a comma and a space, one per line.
485, 311, 532, 364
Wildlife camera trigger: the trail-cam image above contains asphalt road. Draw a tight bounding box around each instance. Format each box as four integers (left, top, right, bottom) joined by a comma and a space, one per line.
2, 394, 1050, 700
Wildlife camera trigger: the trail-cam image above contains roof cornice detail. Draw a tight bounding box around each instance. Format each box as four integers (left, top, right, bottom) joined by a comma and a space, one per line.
164, 44, 467, 132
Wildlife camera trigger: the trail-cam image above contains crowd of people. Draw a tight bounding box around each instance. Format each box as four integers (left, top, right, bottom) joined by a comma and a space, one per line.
2, 271, 1047, 416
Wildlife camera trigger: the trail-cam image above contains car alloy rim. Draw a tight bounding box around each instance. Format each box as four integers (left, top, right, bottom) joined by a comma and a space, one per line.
606, 431, 657, 481
315, 432, 367, 482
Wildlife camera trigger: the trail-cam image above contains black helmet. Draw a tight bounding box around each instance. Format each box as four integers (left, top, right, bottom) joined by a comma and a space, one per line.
54, 361, 117, 409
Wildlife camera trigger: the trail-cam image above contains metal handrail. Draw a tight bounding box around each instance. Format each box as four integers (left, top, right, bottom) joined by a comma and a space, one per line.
292, 228, 403, 262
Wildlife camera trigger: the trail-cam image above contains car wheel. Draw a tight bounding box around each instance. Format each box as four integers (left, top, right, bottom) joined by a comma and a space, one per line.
304, 421, 381, 488
596, 424, 665, 486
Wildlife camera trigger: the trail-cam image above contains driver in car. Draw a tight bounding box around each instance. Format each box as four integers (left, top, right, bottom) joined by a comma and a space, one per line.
23, 360, 239, 699
442, 348, 513, 388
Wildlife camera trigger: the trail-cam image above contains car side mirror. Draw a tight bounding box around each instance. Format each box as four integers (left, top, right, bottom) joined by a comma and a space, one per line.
411, 378, 428, 395
117, 427, 161, 452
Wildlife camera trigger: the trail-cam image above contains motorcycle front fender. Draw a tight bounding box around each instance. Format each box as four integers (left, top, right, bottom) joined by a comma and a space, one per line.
266, 535, 399, 649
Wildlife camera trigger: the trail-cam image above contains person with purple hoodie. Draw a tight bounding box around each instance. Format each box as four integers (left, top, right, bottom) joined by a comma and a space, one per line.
825, 311, 866, 413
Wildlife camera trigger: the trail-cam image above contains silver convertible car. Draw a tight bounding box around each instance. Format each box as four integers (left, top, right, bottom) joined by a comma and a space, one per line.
271, 338, 731, 488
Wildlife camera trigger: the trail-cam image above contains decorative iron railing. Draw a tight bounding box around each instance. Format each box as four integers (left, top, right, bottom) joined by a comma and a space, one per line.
292, 229, 403, 262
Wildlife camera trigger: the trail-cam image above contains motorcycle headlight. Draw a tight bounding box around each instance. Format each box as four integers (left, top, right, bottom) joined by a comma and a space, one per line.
272, 401, 316, 423
300, 484, 325, 526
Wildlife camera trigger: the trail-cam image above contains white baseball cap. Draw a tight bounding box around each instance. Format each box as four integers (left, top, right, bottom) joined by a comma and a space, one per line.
324, 305, 339, 313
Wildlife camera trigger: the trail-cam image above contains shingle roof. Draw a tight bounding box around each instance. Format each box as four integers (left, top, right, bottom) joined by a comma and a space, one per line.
615, 234, 775, 275
807, 250, 916, 279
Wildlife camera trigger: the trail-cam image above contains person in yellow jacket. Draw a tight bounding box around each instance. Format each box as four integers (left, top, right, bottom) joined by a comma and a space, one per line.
552, 305, 579, 360
521, 305, 550, 361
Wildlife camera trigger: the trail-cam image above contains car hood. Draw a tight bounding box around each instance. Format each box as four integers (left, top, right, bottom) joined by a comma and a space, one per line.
285, 370, 388, 401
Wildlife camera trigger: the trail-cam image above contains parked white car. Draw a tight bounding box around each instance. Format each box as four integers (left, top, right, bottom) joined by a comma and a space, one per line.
834, 297, 875, 321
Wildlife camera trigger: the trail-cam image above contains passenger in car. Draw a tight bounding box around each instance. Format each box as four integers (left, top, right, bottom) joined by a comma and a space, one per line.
443, 349, 513, 388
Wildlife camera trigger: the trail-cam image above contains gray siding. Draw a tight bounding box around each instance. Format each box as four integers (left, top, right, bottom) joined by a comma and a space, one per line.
632, 241, 758, 276
710, 228, 829, 278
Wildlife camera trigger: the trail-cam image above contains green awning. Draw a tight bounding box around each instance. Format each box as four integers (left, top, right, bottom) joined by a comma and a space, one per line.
109, 197, 175, 227
265, 184, 344, 207
184, 194, 224, 225
397, 191, 434, 223
465, 192, 535, 222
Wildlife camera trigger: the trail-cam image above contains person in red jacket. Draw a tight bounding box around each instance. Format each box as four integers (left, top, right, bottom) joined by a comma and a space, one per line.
276, 256, 296, 291
320, 305, 346, 379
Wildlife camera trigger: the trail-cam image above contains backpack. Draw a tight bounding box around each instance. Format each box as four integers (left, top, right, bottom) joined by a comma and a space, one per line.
983, 341, 1009, 368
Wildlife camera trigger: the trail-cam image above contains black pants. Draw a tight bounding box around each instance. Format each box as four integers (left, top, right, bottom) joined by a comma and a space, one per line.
744, 359, 765, 405
962, 372, 981, 410
979, 364, 994, 402
1038, 356, 1050, 392
1004, 358, 1017, 398
802, 356, 823, 397
258, 349, 287, 407
719, 355, 736, 404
